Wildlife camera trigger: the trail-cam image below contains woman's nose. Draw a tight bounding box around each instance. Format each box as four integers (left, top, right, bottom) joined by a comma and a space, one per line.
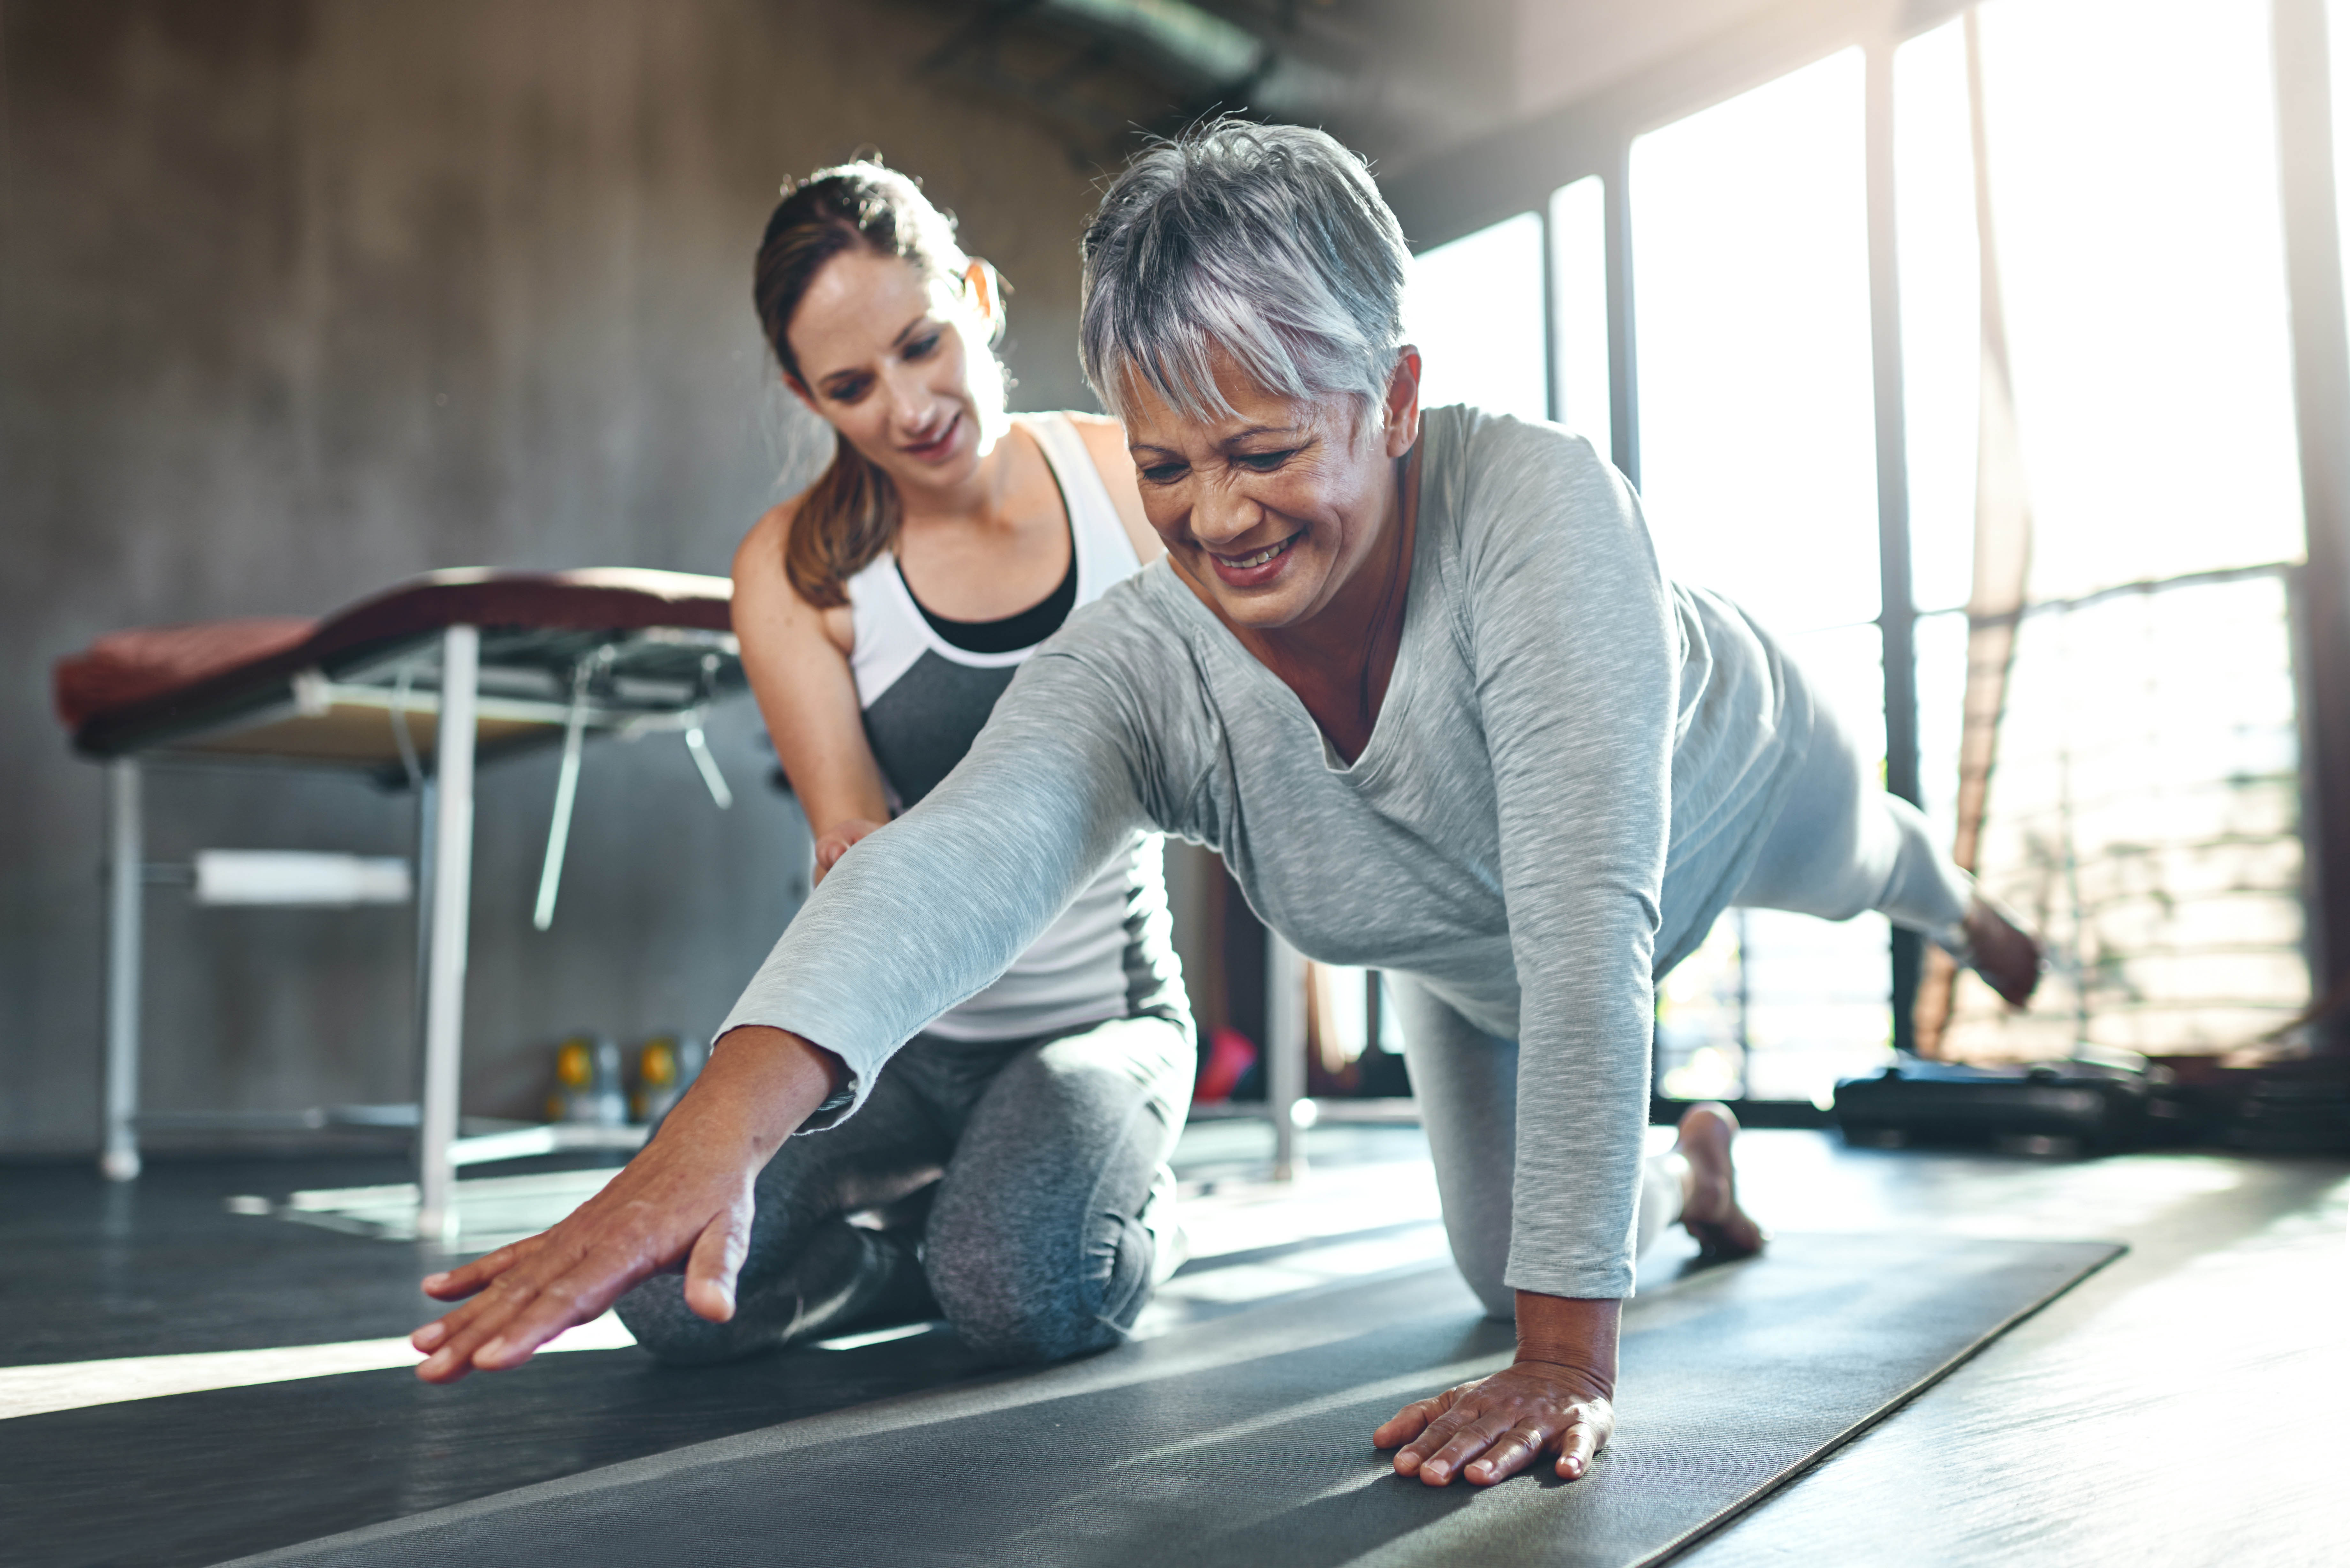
1190, 476, 1261, 544
882, 368, 933, 431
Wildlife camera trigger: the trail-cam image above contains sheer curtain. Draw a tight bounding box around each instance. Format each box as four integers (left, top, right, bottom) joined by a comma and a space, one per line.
1899, 0, 2311, 1059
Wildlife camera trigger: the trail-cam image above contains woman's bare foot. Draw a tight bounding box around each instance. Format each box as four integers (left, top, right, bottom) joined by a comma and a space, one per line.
1676, 1103, 1765, 1261
1961, 898, 2043, 1009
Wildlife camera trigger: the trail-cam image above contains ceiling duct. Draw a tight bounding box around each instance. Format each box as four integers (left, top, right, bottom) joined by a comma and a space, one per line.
918, 0, 1338, 164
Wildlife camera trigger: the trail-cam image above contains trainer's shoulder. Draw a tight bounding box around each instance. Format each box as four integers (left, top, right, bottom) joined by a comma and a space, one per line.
1029, 408, 1128, 474
731, 495, 798, 581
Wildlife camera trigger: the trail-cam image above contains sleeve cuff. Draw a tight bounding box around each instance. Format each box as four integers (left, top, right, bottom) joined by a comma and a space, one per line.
711, 1008, 885, 1132
792, 1071, 861, 1133
1502, 1254, 1638, 1301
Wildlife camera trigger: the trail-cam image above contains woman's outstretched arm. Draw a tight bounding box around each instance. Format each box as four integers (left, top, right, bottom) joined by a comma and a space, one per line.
408, 628, 1171, 1378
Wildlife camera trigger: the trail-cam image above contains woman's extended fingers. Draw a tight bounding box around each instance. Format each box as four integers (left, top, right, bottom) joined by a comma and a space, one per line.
411, 1228, 579, 1358
409, 1285, 495, 1354
415, 1238, 620, 1381
411, 1244, 545, 1352
1369, 1391, 1453, 1451
1388, 1384, 1485, 1481
1463, 1425, 1554, 1486
412, 1189, 661, 1379
463, 1260, 618, 1371
1555, 1412, 1606, 1480
1377, 1364, 1616, 1487
418, 1235, 539, 1304
1412, 1402, 1528, 1487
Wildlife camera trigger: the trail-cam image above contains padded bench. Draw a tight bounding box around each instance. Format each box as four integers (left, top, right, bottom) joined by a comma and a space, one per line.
56, 568, 746, 1240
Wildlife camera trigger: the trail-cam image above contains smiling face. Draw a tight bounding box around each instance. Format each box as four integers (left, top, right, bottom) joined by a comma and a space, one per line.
785, 247, 1000, 496
1122, 349, 1422, 637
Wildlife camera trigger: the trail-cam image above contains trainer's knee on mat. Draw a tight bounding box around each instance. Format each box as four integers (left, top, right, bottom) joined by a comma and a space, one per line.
929, 1210, 1157, 1366
613, 1275, 736, 1366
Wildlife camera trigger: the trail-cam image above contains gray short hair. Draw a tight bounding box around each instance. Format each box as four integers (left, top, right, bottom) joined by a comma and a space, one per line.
1080, 120, 1410, 427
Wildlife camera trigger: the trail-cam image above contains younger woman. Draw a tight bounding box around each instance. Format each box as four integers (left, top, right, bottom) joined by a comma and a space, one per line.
608, 161, 1191, 1366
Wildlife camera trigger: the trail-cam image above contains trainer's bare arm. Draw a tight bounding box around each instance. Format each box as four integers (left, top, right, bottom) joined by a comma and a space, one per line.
732, 501, 891, 879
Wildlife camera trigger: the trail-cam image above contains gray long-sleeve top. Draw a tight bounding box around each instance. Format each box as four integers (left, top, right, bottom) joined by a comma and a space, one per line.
720, 407, 1812, 1298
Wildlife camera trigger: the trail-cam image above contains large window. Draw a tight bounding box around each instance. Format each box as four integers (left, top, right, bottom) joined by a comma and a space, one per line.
1386, 0, 2330, 1096
1631, 48, 1896, 1104
1548, 175, 1612, 457
1403, 211, 1547, 422
1897, 2, 2310, 1057
2338, 0, 2350, 314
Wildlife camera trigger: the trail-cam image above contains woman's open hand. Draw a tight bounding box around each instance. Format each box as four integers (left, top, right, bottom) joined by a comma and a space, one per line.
1374, 1359, 1615, 1485
1375, 1290, 1621, 1485
408, 1027, 843, 1383
410, 1135, 755, 1382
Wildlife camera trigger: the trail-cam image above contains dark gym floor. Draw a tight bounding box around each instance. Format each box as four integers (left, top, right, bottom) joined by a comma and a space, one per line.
1, 1125, 2339, 1568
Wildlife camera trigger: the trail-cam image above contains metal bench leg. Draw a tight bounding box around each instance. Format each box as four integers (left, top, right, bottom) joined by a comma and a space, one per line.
417, 625, 479, 1245
531, 659, 594, 931
101, 758, 143, 1181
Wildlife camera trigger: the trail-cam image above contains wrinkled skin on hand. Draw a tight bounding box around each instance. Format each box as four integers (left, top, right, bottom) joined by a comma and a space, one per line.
1374, 1291, 1620, 1485
408, 1027, 841, 1383
1375, 1359, 1616, 1486
409, 1142, 755, 1382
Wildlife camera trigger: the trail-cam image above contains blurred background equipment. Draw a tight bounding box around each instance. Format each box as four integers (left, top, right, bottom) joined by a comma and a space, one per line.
53, 569, 745, 1234
546, 1035, 628, 1127
631, 1035, 709, 1124
191, 851, 413, 908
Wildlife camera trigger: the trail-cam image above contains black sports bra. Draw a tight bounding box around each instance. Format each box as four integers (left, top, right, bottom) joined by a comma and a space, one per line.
898, 527, 1078, 655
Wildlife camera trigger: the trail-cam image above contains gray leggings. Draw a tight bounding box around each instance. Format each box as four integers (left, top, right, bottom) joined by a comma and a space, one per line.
615, 1011, 1193, 1367
1731, 688, 1973, 942
1399, 692, 1976, 1319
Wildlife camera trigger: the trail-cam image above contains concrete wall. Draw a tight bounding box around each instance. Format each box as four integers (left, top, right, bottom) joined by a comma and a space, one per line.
0, 0, 1119, 1156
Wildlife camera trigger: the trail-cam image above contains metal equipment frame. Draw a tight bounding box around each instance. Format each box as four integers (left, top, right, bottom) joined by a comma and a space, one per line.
97, 622, 743, 1242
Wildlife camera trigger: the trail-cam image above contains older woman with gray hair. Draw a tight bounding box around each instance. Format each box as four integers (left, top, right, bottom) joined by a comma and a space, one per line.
411, 120, 2039, 1487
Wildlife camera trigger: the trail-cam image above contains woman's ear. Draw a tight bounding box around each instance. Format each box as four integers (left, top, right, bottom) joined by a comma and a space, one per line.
1382, 346, 1424, 458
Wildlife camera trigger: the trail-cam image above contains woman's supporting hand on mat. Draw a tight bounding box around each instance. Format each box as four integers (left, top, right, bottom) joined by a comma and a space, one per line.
407, 1026, 844, 1383
1374, 1292, 1619, 1485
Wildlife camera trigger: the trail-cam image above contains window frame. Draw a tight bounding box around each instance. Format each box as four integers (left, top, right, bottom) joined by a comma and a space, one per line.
1379, 0, 2350, 1081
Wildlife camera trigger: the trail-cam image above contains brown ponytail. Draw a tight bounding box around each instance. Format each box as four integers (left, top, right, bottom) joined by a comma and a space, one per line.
753, 160, 1003, 608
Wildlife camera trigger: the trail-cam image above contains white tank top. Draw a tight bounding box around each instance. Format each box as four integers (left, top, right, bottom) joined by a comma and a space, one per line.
842, 412, 1169, 1043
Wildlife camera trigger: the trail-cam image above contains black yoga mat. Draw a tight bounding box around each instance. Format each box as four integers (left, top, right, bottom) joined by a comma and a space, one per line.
230, 1233, 2119, 1568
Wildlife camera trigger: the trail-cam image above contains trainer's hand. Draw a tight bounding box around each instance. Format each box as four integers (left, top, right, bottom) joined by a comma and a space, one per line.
408, 1027, 843, 1383
812, 817, 884, 883
1374, 1292, 1620, 1485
